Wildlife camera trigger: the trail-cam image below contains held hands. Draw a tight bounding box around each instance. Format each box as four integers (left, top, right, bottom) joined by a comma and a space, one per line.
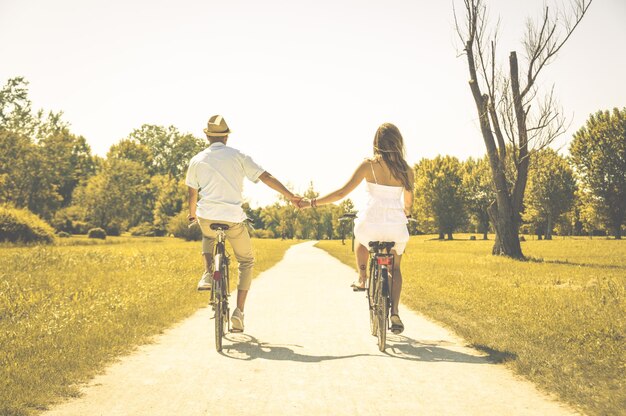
289, 195, 313, 210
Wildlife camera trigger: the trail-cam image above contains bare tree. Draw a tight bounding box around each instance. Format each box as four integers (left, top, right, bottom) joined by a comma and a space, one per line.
454, 0, 592, 258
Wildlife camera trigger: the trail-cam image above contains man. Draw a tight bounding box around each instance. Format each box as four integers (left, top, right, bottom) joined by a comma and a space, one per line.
185, 115, 299, 332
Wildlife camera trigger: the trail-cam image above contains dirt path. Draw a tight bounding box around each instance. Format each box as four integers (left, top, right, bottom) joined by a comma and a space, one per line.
44, 241, 579, 416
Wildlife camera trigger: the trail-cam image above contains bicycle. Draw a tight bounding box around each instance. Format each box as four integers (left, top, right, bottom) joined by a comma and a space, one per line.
367, 240, 395, 352
337, 213, 416, 352
207, 223, 232, 352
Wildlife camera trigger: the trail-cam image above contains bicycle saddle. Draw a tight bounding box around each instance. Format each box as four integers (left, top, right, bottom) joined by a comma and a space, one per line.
210, 223, 230, 231
368, 241, 395, 252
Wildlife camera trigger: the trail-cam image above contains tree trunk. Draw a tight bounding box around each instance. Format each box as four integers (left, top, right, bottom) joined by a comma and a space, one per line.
545, 216, 553, 240
465, 40, 524, 259
488, 202, 523, 258
483, 231, 488, 240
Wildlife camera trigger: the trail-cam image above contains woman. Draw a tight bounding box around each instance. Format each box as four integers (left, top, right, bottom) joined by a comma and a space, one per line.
303, 122, 414, 334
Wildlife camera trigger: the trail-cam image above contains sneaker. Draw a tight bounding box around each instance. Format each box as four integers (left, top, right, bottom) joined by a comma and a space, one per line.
197, 271, 212, 291
231, 308, 244, 332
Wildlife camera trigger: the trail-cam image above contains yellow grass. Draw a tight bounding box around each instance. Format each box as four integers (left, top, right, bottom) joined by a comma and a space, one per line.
0, 236, 297, 416
316, 235, 626, 416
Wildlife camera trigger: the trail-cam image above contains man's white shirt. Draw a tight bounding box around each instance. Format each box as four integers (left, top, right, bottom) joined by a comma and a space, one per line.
185, 142, 265, 222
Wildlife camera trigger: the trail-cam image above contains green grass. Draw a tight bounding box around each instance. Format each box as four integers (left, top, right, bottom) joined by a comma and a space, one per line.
316, 235, 625, 416
0, 236, 298, 416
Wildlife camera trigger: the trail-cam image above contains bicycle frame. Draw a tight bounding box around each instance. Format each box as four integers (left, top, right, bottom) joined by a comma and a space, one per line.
367, 241, 395, 352
209, 225, 231, 352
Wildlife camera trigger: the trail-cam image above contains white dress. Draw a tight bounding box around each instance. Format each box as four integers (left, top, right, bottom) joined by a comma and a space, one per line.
353, 175, 409, 255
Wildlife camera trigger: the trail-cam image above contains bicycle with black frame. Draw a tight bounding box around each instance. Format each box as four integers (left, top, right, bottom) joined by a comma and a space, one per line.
207, 222, 232, 352
189, 219, 233, 352
338, 213, 416, 352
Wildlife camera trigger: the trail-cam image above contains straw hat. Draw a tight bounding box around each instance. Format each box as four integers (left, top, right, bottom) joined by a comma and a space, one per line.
203, 115, 231, 137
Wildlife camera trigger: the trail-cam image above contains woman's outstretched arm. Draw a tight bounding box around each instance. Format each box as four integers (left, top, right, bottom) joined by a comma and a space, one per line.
313, 161, 369, 206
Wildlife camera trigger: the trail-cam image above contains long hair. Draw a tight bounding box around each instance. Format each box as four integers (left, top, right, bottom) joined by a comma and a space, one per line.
373, 123, 413, 191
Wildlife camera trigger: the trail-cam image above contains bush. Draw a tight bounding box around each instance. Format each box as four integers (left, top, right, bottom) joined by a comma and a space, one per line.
251, 228, 275, 239
87, 228, 107, 239
167, 211, 202, 241
129, 222, 165, 237
104, 223, 121, 237
51, 206, 89, 234
0, 205, 56, 244
57, 231, 71, 238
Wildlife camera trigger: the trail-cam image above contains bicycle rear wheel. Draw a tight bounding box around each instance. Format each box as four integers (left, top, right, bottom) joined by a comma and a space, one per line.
367, 259, 377, 336
376, 267, 389, 352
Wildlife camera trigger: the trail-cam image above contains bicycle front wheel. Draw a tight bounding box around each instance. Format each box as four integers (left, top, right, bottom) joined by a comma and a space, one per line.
376, 267, 389, 352
214, 280, 223, 352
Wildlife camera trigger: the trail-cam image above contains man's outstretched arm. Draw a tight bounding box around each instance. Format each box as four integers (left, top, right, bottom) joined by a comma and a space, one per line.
258, 171, 299, 204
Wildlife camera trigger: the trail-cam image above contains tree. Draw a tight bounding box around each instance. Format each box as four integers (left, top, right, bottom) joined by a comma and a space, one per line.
39, 131, 95, 207
126, 124, 205, 178
570, 108, 626, 239
455, 0, 592, 257
523, 149, 576, 239
73, 159, 152, 234
0, 129, 35, 208
0, 77, 35, 135
107, 139, 153, 171
463, 156, 494, 239
414, 156, 467, 240
0, 78, 96, 219
151, 175, 186, 232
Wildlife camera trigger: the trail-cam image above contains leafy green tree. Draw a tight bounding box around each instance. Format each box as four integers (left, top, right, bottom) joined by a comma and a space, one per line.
570, 108, 626, 239
0, 78, 95, 219
151, 175, 186, 232
576, 189, 606, 237
107, 139, 153, 170
523, 149, 576, 240
0, 77, 35, 135
463, 156, 494, 239
73, 159, 152, 234
40, 131, 95, 207
414, 156, 467, 240
127, 124, 205, 177
0, 129, 35, 208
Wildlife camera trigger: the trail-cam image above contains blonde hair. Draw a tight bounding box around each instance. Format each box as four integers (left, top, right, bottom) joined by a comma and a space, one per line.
373, 123, 413, 191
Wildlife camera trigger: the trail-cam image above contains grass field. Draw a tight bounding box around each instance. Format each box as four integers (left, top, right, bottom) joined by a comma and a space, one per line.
0, 236, 298, 416
316, 235, 625, 416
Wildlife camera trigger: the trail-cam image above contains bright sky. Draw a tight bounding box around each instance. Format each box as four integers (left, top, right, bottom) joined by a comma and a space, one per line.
1, 0, 625, 208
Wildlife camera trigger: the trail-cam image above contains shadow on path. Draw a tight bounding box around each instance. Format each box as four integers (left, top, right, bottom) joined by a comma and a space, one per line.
220, 333, 513, 365
220, 333, 374, 362
383, 333, 516, 364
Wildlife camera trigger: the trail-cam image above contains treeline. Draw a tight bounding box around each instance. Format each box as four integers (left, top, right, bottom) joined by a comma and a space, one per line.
1, 77, 624, 240
414, 107, 625, 240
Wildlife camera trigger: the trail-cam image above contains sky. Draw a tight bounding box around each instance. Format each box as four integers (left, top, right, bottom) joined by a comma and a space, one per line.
1, 0, 625, 209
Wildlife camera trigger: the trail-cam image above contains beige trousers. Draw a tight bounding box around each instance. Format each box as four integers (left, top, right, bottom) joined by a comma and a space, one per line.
197, 219, 255, 291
